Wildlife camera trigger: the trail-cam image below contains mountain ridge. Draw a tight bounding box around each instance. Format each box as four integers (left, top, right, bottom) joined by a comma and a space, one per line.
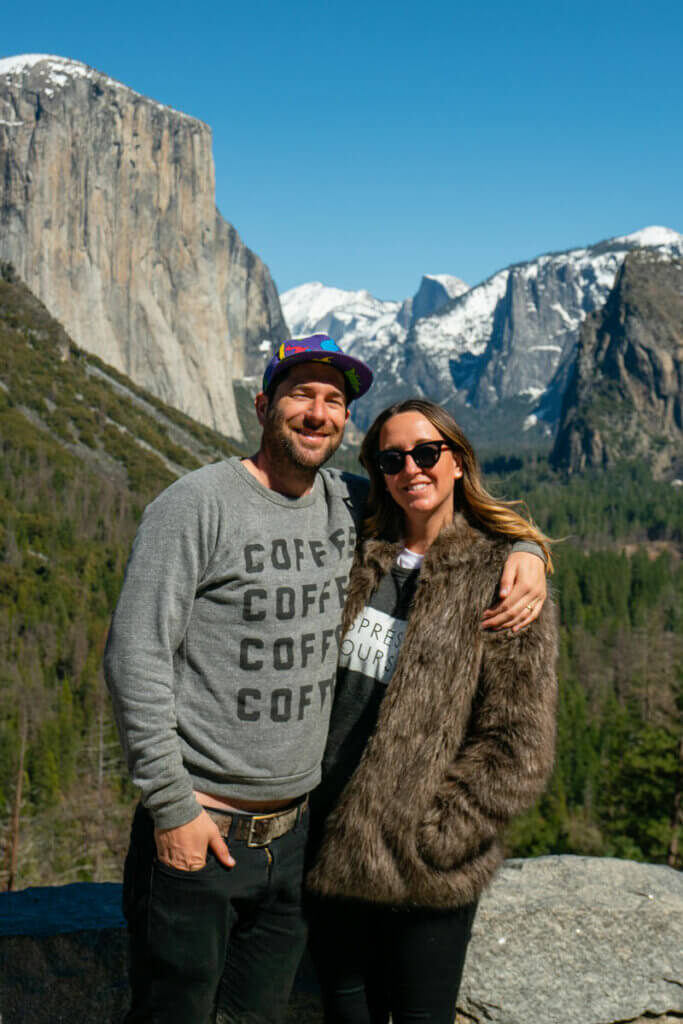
282, 227, 683, 438
0, 54, 202, 120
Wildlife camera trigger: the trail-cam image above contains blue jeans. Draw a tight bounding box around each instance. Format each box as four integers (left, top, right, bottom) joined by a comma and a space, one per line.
122, 802, 309, 1024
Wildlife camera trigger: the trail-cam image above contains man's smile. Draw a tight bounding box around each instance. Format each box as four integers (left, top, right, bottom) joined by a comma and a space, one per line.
295, 428, 331, 441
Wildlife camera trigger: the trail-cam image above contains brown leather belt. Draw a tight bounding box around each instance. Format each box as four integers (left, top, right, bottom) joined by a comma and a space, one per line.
204, 797, 308, 848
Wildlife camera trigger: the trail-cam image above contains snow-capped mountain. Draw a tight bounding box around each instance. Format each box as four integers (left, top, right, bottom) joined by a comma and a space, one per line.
280, 274, 469, 427
283, 228, 683, 438
281, 273, 468, 348
409, 274, 470, 323
280, 282, 403, 348
405, 226, 683, 435
0, 53, 193, 117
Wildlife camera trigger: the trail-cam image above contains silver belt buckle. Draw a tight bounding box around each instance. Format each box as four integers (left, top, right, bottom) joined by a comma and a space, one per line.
246, 814, 272, 847
246, 804, 299, 847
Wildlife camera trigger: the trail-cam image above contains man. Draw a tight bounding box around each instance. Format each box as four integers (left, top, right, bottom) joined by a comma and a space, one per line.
104, 335, 546, 1024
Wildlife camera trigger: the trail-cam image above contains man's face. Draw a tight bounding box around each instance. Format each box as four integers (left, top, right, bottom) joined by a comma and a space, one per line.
257, 362, 350, 471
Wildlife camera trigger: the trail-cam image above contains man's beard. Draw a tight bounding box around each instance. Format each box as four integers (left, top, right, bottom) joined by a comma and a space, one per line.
263, 406, 343, 472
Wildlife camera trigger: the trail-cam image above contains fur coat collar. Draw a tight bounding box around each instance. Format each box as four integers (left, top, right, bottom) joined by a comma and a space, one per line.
307, 514, 558, 909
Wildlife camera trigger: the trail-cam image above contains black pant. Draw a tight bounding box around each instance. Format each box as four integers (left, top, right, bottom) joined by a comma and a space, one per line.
308, 898, 476, 1024
122, 803, 309, 1024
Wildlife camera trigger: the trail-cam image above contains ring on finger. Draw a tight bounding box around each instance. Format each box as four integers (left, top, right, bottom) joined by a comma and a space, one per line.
525, 602, 535, 612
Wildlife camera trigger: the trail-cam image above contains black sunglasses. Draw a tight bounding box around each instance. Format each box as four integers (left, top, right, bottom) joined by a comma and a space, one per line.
377, 441, 454, 475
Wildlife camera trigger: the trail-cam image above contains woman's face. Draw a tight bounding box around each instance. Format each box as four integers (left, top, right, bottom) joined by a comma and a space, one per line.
378, 412, 463, 531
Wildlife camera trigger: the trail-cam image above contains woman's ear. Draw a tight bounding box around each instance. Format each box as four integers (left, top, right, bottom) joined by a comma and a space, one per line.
453, 452, 464, 480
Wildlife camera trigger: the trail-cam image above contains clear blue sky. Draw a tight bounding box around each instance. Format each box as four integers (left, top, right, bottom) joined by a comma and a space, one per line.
3, 0, 682, 300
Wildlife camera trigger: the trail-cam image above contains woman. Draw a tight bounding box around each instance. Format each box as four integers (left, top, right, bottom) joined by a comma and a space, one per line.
307, 399, 558, 1024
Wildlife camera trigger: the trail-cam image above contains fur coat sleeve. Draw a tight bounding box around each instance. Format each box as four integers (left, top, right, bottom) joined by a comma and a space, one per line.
416, 614, 558, 873
307, 515, 558, 909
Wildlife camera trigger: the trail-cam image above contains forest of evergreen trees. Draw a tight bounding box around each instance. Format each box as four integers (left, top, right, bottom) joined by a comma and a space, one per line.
499, 463, 682, 865
1, 278, 681, 887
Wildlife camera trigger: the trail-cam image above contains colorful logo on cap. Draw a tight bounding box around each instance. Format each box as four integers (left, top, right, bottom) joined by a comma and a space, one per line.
278, 342, 307, 359
276, 337, 341, 362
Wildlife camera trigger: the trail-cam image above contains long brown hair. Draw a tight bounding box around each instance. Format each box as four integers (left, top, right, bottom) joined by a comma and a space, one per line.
359, 398, 554, 572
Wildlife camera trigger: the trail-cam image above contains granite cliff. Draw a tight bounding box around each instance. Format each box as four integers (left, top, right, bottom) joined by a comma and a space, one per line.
0, 54, 288, 438
552, 249, 683, 478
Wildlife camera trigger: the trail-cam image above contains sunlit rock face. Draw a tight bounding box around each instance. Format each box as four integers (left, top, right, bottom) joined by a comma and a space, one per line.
552, 248, 683, 480
0, 54, 287, 438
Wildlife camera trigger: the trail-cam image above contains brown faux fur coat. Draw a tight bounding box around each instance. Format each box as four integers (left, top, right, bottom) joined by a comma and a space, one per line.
307, 513, 558, 909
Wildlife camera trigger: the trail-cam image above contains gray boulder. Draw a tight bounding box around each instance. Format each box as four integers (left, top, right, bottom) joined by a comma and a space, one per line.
458, 856, 682, 1024
0, 857, 680, 1023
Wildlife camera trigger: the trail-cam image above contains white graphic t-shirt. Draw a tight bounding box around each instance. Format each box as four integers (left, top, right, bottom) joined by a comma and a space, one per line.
338, 547, 423, 684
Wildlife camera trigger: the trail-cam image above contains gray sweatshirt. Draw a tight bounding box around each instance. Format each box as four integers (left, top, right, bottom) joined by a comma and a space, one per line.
104, 458, 366, 830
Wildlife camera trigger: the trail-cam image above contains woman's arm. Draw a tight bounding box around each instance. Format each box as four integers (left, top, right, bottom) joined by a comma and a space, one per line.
418, 604, 558, 869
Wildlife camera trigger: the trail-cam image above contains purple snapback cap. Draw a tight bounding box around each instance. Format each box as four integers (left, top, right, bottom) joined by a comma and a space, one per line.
262, 335, 373, 401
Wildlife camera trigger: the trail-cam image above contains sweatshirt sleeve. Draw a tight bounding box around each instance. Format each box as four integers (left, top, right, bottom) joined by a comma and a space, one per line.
417, 601, 558, 869
510, 539, 546, 563
103, 475, 218, 830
